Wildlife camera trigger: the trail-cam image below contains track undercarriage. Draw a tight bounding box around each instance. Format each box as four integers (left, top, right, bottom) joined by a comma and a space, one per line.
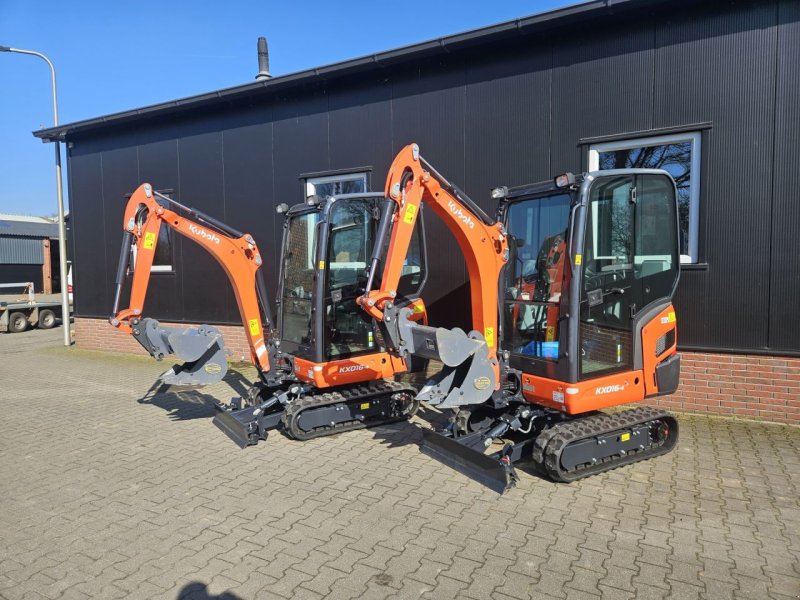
212, 379, 419, 448
421, 404, 678, 493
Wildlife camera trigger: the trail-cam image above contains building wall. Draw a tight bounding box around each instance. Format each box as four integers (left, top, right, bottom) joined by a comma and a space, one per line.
65, 0, 800, 357
73, 316, 800, 425
0, 264, 44, 291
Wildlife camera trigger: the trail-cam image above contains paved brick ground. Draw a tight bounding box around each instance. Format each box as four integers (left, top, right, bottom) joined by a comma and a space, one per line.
1, 328, 799, 600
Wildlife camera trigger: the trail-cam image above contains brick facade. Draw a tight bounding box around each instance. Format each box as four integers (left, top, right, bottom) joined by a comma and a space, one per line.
74, 317, 800, 425
75, 317, 253, 363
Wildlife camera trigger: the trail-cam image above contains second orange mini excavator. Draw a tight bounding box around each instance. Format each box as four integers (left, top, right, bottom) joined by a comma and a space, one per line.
109, 183, 427, 446
358, 144, 681, 492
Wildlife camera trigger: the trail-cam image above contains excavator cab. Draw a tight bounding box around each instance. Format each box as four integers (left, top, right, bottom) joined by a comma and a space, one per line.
499, 170, 680, 408
277, 193, 427, 366
410, 166, 681, 492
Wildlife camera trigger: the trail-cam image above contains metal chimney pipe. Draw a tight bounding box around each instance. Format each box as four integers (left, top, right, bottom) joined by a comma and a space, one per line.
256, 37, 271, 80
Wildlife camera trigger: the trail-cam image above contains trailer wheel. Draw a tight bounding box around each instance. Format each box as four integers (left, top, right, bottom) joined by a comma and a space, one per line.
9, 312, 28, 333
38, 309, 56, 329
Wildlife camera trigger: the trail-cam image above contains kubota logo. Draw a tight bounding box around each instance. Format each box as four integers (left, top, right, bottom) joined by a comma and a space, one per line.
189, 224, 221, 245
595, 384, 625, 395
339, 364, 368, 373
447, 200, 475, 230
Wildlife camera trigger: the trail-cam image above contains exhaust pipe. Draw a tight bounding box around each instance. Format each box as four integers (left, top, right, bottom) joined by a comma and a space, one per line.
255, 37, 271, 80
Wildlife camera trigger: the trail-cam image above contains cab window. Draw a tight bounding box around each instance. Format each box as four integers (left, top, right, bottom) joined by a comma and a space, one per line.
502, 193, 571, 360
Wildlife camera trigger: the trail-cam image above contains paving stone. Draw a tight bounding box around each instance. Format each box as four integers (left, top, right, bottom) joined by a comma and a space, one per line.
1, 328, 800, 600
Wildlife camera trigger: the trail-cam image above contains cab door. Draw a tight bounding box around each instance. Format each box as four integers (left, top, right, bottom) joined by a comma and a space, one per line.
579, 175, 637, 378
578, 173, 679, 380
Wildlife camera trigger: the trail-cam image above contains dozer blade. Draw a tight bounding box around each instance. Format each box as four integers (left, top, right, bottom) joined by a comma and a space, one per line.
420, 428, 517, 494
131, 318, 228, 386
212, 404, 261, 449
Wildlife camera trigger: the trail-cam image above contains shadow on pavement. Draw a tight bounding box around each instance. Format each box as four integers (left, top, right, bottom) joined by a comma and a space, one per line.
137, 369, 254, 421
177, 582, 243, 600
368, 404, 448, 448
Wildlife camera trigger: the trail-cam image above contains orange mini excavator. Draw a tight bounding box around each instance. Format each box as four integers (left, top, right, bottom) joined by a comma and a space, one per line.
110, 184, 426, 446
359, 144, 681, 492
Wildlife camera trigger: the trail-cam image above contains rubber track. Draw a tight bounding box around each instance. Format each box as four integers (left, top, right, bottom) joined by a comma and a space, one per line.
281, 380, 418, 441
540, 406, 678, 483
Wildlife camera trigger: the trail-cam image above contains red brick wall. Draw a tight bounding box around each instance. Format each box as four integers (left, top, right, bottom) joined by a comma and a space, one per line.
74, 317, 800, 425
75, 317, 252, 363
650, 352, 800, 425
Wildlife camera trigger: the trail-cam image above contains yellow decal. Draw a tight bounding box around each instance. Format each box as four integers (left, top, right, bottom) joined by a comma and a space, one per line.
248, 319, 260, 336
403, 204, 417, 225
360, 402, 370, 410
143, 232, 156, 250
473, 377, 491, 390
668, 311, 676, 323
620, 432, 631, 442
318, 260, 326, 270
545, 326, 556, 342
575, 254, 582, 266
204, 363, 222, 375
413, 303, 425, 314
484, 327, 494, 348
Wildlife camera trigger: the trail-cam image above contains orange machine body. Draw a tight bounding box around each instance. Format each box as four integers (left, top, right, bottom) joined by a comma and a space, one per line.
521, 304, 678, 414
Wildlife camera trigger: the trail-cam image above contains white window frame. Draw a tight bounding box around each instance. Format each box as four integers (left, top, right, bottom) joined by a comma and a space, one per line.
301, 171, 368, 269
305, 172, 368, 199
130, 238, 173, 273
588, 131, 701, 264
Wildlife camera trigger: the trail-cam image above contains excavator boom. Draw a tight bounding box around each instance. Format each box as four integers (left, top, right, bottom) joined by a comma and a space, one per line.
361, 144, 509, 407
110, 183, 276, 386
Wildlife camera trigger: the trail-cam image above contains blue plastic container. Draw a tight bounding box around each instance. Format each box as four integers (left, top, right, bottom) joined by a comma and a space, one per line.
520, 341, 559, 359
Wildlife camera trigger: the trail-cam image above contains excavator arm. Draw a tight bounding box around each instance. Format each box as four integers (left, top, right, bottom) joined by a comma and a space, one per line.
360, 144, 509, 407
110, 183, 276, 385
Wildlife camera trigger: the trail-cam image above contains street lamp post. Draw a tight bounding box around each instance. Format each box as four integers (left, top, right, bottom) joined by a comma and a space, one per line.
0, 45, 71, 347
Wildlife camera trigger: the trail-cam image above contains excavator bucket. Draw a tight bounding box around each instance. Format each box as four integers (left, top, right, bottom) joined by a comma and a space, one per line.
420, 428, 518, 494
415, 330, 496, 408
131, 318, 228, 386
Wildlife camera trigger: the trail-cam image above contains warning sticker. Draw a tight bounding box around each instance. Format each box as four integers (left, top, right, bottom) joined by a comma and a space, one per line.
403, 204, 417, 225
360, 402, 370, 410
575, 254, 582, 266
318, 260, 325, 270
545, 326, 556, 342
248, 319, 260, 336
484, 327, 494, 348
143, 232, 156, 250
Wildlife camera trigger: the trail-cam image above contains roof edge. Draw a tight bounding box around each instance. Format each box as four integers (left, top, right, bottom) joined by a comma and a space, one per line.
33, 0, 668, 142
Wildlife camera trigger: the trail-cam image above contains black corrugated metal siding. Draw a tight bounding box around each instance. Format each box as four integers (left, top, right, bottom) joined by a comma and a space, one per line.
64, 0, 800, 354
769, 0, 800, 351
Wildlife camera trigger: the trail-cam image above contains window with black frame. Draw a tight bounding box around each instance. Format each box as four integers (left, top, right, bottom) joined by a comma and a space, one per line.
502, 193, 571, 361
324, 200, 377, 358
579, 174, 678, 378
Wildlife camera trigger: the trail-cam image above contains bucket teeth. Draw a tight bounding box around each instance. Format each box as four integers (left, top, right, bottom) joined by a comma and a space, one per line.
417, 340, 496, 408
158, 340, 228, 386
131, 318, 228, 386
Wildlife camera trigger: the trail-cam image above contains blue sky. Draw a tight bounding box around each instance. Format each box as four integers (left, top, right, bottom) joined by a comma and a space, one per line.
0, 0, 574, 216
